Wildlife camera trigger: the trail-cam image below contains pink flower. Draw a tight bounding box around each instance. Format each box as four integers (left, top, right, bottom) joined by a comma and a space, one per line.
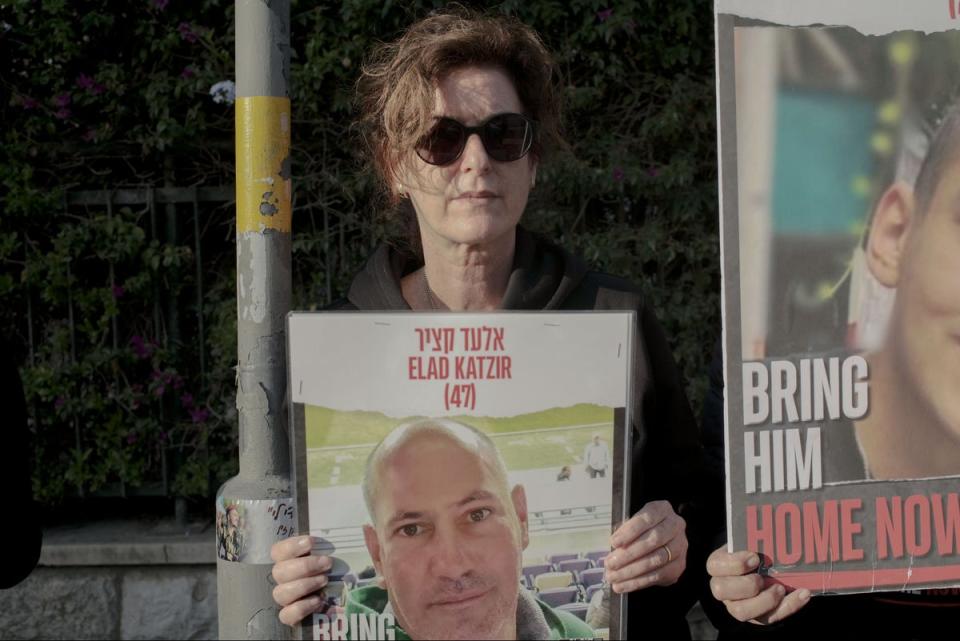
53, 92, 72, 108
19, 96, 38, 109
647, 167, 661, 178
178, 22, 199, 43
90, 82, 106, 95
82, 129, 97, 142
130, 335, 153, 359
54, 107, 72, 120
126, 432, 138, 445
76, 73, 95, 90
180, 66, 195, 80
612, 167, 625, 182
180, 392, 194, 408
152, 0, 170, 10
190, 407, 210, 424
153, 384, 166, 398
54, 396, 66, 410
597, 8, 613, 22
112, 284, 125, 298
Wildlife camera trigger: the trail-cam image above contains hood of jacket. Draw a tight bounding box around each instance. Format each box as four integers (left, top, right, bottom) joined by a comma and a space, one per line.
345, 226, 589, 311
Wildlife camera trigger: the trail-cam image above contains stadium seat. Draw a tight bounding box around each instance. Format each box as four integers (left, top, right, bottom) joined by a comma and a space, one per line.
548, 552, 579, 565
534, 571, 574, 591
579, 567, 605, 588
537, 586, 579, 607
585, 583, 604, 603
522, 563, 553, 585
584, 550, 609, 564
557, 558, 592, 575
557, 602, 590, 621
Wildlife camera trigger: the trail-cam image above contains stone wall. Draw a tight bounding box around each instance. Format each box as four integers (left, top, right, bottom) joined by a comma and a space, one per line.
0, 565, 216, 640
0, 519, 217, 640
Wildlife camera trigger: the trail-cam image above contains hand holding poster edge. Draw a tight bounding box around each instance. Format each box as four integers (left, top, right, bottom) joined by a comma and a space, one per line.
606, 500, 688, 593
706, 546, 811, 624
271, 535, 334, 627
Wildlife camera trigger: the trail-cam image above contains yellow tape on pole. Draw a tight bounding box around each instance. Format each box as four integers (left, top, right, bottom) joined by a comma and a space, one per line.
236, 96, 292, 234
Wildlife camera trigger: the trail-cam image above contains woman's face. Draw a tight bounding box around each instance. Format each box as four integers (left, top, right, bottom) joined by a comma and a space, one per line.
397, 65, 536, 250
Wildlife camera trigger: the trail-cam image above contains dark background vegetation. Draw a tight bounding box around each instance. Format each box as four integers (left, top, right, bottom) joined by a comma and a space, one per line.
0, 0, 719, 514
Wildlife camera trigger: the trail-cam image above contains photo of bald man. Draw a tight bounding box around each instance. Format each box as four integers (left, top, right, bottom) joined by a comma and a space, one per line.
350, 419, 594, 640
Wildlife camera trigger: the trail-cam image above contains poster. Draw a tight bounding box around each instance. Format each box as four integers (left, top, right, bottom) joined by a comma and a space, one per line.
287, 311, 633, 639
717, 0, 960, 593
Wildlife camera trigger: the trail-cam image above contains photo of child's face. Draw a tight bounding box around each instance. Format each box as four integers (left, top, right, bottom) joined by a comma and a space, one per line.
879, 160, 960, 442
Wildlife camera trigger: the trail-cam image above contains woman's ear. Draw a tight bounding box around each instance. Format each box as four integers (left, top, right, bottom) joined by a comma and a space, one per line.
866, 181, 916, 288
389, 159, 408, 200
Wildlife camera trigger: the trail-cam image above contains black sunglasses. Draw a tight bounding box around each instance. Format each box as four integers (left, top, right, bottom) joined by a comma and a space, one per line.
416, 113, 538, 166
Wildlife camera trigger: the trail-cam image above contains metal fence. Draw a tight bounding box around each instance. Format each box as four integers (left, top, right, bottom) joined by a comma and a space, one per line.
21, 185, 234, 500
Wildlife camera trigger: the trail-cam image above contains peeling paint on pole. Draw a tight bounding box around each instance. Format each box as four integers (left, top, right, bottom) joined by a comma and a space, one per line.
219, 1, 293, 639
238, 233, 270, 324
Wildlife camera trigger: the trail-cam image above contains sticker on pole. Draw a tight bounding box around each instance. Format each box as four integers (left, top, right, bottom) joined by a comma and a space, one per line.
216, 496, 296, 564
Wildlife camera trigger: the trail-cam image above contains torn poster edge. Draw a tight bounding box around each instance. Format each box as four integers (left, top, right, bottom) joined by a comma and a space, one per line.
716, 0, 960, 36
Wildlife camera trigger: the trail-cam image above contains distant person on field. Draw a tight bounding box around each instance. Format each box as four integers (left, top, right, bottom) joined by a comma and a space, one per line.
583, 434, 610, 479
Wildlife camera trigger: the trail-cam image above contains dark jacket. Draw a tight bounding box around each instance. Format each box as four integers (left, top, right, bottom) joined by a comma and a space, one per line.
332, 227, 714, 639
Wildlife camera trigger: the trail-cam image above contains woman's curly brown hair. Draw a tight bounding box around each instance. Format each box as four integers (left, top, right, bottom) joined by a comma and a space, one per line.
355, 5, 566, 209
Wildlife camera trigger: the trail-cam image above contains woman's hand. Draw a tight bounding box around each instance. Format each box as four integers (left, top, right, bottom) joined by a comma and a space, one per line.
707, 546, 811, 624
604, 500, 688, 593
271, 535, 334, 626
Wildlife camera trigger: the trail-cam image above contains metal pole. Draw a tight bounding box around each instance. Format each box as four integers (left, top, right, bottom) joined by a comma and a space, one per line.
192, 189, 207, 378
164, 156, 181, 353
217, 1, 293, 639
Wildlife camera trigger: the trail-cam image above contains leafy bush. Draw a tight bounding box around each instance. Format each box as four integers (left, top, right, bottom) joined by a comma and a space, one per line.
1, 0, 719, 506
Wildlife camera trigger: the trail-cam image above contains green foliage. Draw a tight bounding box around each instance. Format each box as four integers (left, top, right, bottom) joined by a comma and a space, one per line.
1, 0, 719, 506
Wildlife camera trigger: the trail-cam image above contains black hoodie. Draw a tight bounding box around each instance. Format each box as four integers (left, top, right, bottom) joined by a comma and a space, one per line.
333, 226, 715, 638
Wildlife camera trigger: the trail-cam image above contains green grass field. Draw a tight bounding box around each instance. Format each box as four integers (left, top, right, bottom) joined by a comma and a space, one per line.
304, 404, 614, 488
305, 403, 613, 448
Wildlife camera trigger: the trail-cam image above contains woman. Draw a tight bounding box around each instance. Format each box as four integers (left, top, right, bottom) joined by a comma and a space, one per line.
271, 7, 710, 638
